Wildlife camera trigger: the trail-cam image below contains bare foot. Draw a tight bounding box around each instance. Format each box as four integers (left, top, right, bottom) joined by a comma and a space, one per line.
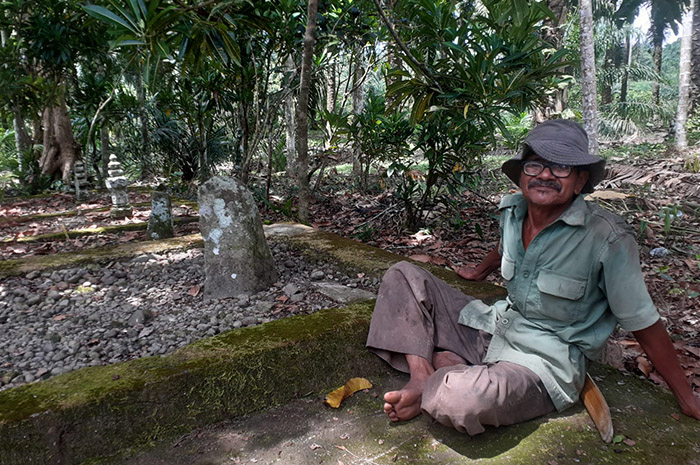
383, 378, 428, 422
383, 355, 434, 422
432, 350, 467, 369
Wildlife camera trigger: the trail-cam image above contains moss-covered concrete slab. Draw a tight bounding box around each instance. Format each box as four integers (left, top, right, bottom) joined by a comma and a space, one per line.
0, 303, 385, 465
116, 363, 700, 465
2, 216, 198, 243
0, 233, 204, 277
265, 223, 506, 301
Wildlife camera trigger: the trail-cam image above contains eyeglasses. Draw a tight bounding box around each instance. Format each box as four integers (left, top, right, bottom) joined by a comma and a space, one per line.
521, 161, 573, 178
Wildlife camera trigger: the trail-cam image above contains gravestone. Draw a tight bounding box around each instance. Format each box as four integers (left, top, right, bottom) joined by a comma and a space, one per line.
198, 176, 277, 299
147, 185, 174, 240
73, 160, 89, 200
105, 154, 133, 219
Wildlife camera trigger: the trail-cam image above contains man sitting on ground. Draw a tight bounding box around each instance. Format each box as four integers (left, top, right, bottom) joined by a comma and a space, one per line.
366, 119, 700, 435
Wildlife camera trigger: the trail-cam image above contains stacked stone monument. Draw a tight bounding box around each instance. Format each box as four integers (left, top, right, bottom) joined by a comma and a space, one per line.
147, 184, 174, 240
199, 176, 277, 299
105, 154, 133, 219
72, 160, 89, 200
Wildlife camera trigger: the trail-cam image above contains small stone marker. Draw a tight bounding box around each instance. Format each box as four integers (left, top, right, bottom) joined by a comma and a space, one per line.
105, 154, 133, 218
147, 185, 174, 240
198, 176, 277, 299
73, 160, 89, 200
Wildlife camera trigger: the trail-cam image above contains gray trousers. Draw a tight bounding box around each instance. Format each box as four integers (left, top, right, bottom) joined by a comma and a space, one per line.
366, 261, 555, 435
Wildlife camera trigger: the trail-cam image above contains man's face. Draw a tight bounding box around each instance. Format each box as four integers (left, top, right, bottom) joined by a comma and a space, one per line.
519, 155, 589, 209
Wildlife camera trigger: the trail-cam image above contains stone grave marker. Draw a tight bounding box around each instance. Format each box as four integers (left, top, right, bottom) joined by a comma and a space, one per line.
73, 160, 89, 200
198, 176, 277, 299
147, 185, 174, 240
105, 154, 133, 218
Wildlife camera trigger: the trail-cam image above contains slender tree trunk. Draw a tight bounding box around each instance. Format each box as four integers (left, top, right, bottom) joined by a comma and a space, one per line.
383, 0, 402, 108
620, 32, 632, 104
100, 125, 111, 183
352, 48, 365, 178
650, 6, 665, 118
674, 0, 694, 150
295, 0, 319, 223
690, 0, 700, 113
135, 70, 152, 179
12, 101, 32, 172
600, 48, 614, 106
285, 55, 297, 177
38, 88, 80, 183
579, 0, 599, 156
324, 58, 337, 150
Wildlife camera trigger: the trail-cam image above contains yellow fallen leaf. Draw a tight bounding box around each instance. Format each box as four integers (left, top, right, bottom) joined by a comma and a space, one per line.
324, 377, 373, 408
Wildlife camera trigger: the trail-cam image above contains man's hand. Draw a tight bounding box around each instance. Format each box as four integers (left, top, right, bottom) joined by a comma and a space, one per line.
454, 247, 502, 282
454, 266, 486, 281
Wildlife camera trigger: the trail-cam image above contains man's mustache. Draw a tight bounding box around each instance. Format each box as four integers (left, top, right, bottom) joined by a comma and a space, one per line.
528, 180, 561, 192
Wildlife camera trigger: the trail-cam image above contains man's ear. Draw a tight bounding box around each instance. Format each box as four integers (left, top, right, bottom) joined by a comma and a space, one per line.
575, 170, 590, 195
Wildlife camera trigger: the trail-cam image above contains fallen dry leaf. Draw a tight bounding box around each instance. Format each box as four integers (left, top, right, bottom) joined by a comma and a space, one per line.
187, 285, 201, 297
324, 377, 373, 408
671, 413, 681, 421
636, 356, 653, 377
623, 438, 636, 446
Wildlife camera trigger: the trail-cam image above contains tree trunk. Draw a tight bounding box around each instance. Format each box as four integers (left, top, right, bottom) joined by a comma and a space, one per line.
12, 100, 32, 173
383, 0, 402, 108
579, 0, 599, 156
620, 33, 632, 104
295, 0, 319, 223
285, 55, 297, 177
324, 58, 337, 150
351, 47, 365, 178
650, 6, 665, 118
135, 70, 152, 179
100, 125, 111, 185
533, 0, 569, 122
674, 0, 694, 150
690, 0, 700, 113
38, 90, 80, 183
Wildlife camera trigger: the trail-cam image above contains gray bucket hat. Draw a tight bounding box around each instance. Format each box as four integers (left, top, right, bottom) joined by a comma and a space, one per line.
501, 119, 605, 194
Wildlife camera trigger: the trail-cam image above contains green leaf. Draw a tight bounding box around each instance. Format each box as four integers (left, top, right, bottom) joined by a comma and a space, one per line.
612, 435, 624, 444
83, 5, 139, 35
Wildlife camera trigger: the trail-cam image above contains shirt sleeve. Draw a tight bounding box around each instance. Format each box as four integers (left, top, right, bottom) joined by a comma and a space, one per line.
598, 232, 659, 332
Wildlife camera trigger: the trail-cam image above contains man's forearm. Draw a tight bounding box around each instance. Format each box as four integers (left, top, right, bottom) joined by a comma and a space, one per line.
633, 320, 700, 420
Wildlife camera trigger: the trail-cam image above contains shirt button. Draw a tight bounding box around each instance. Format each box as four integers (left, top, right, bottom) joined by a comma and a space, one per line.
523, 271, 530, 278
501, 318, 509, 325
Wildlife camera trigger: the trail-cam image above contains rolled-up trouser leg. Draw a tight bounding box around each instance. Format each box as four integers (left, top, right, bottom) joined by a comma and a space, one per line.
421, 362, 556, 435
366, 261, 490, 373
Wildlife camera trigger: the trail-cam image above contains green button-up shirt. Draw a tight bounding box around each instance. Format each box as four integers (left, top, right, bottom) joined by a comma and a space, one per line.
459, 193, 659, 411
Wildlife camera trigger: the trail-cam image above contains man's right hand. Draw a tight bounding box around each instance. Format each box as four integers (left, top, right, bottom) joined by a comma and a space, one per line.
455, 266, 485, 281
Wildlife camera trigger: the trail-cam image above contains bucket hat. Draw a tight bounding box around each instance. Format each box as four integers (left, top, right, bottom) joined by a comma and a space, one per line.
501, 119, 605, 194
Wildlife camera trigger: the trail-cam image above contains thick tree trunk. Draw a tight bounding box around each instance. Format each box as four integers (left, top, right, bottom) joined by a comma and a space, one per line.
352, 48, 365, 178
295, 0, 319, 223
690, 0, 700, 113
674, 0, 694, 149
39, 91, 80, 183
285, 55, 297, 177
579, 0, 599, 156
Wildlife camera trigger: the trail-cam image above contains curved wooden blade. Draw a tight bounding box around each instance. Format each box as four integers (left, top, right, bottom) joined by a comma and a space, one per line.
581, 373, 614, 443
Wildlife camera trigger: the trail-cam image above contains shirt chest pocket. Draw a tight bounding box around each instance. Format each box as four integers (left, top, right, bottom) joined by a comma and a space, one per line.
533, 270, 587, 322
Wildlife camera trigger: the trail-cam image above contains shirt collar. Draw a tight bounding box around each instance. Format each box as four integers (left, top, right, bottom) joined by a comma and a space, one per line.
499, 192, 588, 227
